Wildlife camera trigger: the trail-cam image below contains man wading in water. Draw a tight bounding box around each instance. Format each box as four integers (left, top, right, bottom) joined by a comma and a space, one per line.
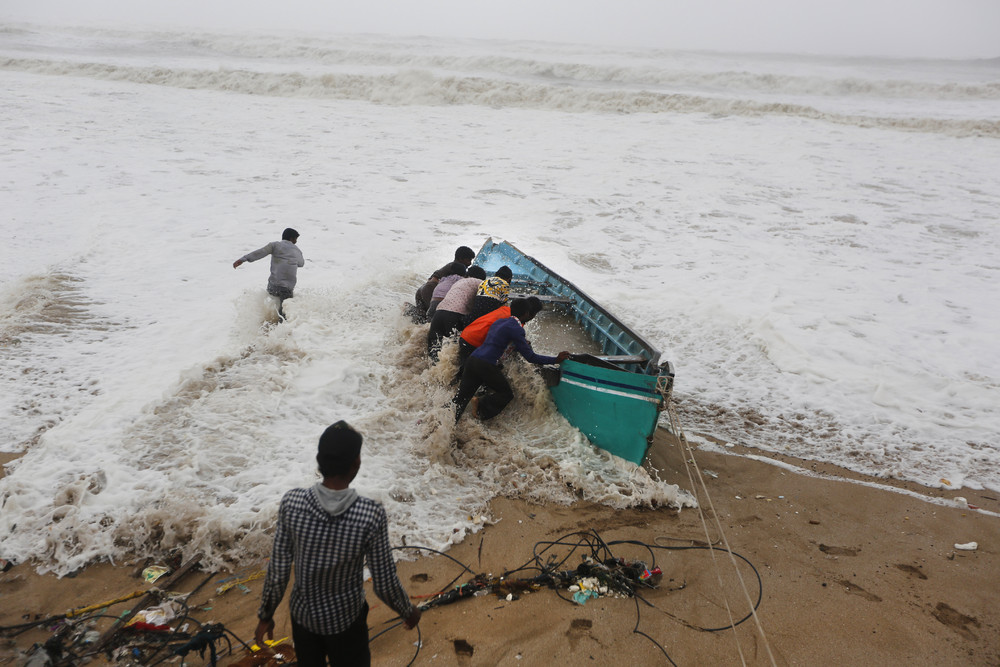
233, 227, 304, 321
453, 297, 570, 421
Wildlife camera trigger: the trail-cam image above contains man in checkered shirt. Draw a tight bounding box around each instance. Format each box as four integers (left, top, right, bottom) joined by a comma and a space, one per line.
255, 421, 421, 665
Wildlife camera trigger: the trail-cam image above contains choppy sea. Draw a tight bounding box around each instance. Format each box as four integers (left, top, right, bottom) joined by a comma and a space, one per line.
1, 24, 998, 574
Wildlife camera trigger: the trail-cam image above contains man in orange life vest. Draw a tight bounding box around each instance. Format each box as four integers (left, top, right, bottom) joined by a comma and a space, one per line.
452, 297, 569, 421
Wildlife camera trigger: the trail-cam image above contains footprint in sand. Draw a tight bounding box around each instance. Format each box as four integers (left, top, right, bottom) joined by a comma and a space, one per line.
835, 579, 882, 602
932, 602, 980, 640
566, 618, 594, 648
819, 543, 859, 557
894, 563, 928, 580
453, 638, 474, 660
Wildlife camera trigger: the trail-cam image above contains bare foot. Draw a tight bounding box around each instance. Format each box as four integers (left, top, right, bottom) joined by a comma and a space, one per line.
469, 396, 479, 420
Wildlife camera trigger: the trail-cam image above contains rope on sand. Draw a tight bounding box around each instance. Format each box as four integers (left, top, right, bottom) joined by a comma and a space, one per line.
666, 400, 778, 667
215, 569, 266, 594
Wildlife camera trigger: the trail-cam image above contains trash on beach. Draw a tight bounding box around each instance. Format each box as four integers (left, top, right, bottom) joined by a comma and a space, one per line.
250, 637, 290, 652
141, 566, 170, 583
417, 553, 661, 613
638, 568, 662, 584
702, 469, 719, 479
216, 569, 266, 594
954, 542, 978, 551
127, 599, 184, 626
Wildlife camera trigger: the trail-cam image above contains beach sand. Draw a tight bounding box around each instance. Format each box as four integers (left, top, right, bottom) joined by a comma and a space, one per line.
1, 430, 998, 666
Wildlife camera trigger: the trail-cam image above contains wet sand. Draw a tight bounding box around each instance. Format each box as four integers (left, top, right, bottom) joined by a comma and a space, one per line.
1, 430, 998, 666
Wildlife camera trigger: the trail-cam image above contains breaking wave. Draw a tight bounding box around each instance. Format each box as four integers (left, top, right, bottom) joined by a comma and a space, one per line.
0, 273, 123, 451
6, 24, 1000, 101
0, 284, 692, 576
3, 56, 998, 138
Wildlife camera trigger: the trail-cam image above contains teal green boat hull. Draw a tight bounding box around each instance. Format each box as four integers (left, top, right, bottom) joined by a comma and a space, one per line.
474, 239, 674, 465
550, 359, 665, 464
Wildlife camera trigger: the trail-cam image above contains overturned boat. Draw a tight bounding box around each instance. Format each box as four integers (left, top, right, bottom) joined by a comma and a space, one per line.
473, 239, 674, 465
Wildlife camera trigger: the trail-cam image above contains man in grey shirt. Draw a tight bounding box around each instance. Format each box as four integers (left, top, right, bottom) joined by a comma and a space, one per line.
234, 228, 304, 320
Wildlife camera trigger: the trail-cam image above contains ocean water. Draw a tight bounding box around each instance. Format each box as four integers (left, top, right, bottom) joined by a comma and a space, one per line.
1, 24, 998, 575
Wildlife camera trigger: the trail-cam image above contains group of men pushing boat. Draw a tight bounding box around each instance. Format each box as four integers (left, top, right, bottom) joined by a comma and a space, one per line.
235, 234, 570, 424
414, 245, 571, 422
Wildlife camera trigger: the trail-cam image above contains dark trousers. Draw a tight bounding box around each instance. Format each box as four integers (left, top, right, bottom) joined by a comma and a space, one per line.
451, 339, 476, 385
453, 356, 513, 421
292, 603, 370, 667
427, 310, 465, 360
267, 285, 294, 321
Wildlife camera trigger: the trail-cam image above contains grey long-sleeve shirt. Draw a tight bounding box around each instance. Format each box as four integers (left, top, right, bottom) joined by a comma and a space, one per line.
241, 240, 304, 292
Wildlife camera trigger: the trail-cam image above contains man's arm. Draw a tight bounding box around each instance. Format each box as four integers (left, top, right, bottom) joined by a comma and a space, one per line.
507, 324, 561, 365
255, 495, 294, 643
429, 262, 453, 280
367, 505, 420, 629
234, 242, 276, 269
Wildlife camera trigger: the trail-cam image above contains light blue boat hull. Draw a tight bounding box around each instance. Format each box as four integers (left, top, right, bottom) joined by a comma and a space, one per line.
473, 239, 674, 464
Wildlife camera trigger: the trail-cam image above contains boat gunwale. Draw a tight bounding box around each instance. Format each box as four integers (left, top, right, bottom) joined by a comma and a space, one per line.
475, 239, 670, 377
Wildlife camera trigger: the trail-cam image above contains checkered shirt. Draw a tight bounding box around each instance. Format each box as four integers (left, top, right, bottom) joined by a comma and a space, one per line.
258, 487, 415, 635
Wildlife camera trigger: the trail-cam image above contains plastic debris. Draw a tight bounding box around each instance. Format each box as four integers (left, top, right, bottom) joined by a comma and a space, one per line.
142, 565, 170, 583
250, 637, 290, 652
127, 600, 184, 626
639, 568, 663, 584
954, 542, 978, 551
416, 555, 662, 613
23, 646, 54, 667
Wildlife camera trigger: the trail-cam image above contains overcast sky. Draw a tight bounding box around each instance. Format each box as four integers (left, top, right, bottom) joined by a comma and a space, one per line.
3, 0, 999, 59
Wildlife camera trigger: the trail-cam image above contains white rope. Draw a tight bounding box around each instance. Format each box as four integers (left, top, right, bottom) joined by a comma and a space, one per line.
667, 401, 777, 667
